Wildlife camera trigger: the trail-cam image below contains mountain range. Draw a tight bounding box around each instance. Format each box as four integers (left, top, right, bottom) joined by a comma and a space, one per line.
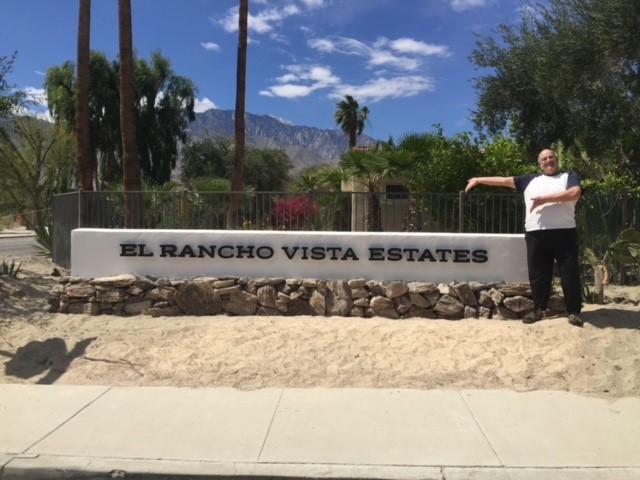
187, 109, 378, 172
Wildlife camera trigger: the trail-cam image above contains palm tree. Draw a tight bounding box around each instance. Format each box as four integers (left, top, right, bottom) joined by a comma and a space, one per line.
340, 146, 413, 231
334, 94, 369, 150
76, 0, 92, 193
228, 0, 249, 229
118, 0, 143, 228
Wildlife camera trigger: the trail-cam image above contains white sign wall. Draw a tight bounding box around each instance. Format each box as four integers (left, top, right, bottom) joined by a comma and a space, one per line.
71, 228, 528, 283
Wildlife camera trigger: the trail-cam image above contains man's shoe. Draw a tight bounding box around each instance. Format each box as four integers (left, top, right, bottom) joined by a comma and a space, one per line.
523, 309, 543, 324
568, 313, 584, 327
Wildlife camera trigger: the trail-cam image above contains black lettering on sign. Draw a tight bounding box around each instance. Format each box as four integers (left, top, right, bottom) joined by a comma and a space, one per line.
435, 249, 452, 262
342, 247, 359, 261
386, 247, 403, 261
160, 244, 178, 257
137, 244, 154, 257
198, 245, 215, 258
256, 246, 274, 259
472, 249, 488, 263
178, 245, 197, 258
369, 247, 385, 261
403, 248, 420, 261
236, 245, 255, 258
120, 243, 137, 257
281, 246, 359, 261
453, 249, 470, 263
218, 245, 234, 259
418, 249, 436, 262
281, 246, 299, 260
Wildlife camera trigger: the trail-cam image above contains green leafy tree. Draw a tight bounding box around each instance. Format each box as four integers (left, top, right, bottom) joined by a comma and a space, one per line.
401, 128, 479, 193
181, 136, 232, 182
0, 52, 26, 117
471, 0, 640, 180
0, 117, 76, 228
46, 52, 120, 188
136, 52, 196, 185
45, 51, 195, 188
293, 167, 322, 192
181, 136, 293, 192
475, 135, 535, 179
244, 148, 292, 191
334, 95, 369, 150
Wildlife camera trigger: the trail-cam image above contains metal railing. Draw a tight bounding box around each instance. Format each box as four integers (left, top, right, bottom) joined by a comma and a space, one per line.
52, 190, 639, 274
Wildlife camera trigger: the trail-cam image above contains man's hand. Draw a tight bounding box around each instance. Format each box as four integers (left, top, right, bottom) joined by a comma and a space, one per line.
465, 178, 478, 194
530, 196, 545, 212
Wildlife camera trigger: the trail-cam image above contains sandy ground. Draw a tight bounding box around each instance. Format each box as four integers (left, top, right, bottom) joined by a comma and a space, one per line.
1, 255, 639, 397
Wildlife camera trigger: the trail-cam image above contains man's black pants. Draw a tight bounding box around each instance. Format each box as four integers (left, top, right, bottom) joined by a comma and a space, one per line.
524, 228, 582, 314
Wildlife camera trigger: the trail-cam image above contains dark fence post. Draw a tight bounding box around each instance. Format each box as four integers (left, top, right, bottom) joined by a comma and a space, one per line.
458, 191, 465, 233
180, 189, 189, 229
78, 190, 83, 228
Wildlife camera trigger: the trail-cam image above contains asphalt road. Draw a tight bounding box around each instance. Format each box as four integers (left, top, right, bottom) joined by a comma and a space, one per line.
0, 236, 40, 257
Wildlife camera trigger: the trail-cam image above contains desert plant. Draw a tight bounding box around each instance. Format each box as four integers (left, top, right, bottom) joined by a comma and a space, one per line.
582, 227, 640, 302
31, 222, 53, 257
1, 258, 21, 278
605, 228, 640, 284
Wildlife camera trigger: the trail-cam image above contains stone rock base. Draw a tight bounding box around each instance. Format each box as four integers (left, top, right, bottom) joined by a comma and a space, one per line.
48, 274, 568, 320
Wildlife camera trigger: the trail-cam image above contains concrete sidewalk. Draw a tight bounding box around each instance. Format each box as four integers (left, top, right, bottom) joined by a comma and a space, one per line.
0, 227, 35, 239
1, 386, 639, 480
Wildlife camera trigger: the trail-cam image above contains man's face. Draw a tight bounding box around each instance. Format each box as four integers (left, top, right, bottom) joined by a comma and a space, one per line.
538, 150, 559, 175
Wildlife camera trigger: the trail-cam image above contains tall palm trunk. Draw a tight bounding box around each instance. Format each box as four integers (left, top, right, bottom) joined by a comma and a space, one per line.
228, 0, 248, 229
76, 0, 93, 225
76, 0, 92, 190
367, 190, 382, 232
118, 0, 143, 228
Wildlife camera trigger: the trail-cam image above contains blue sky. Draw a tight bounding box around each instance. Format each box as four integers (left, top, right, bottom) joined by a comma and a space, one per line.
1, 0, 531, 141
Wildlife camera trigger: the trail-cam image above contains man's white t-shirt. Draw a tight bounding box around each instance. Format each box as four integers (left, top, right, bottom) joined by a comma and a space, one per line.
514, 171, 581, 232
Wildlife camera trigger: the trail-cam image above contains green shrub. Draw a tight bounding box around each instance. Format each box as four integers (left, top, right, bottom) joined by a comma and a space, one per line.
1, 259, 21, 278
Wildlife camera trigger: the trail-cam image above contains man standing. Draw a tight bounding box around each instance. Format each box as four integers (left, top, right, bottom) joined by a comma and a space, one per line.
465, 149, 584, 327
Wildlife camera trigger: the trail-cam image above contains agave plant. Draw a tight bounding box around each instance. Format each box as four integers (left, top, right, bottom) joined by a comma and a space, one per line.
582, 227, 640, 302
1, 258, 22, 278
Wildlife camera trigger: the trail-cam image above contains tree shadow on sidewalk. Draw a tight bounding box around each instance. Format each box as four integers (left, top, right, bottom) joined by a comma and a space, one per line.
0, 337, 96, 384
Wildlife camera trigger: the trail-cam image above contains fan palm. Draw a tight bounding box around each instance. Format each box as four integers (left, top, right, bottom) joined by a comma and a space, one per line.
334, 95, 369, 150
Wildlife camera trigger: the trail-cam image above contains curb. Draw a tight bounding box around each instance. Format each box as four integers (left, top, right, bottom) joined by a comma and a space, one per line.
4, 457, 640, 480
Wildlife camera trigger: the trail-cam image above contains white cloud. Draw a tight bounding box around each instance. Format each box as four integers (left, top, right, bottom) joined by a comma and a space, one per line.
218, 4, 300, 34
329, 75, 436, 103
310, 35, 450, 71
261, 63, 340, 98
309, 36, 370, 57
386, 38, 451, 57
261, 61, 434, 104
301, 0, 326, 9
194, 97, 217, 112
260, 83, 315, 98
201, 41, 221, 52
23, 87, 47, 107
13, 87, 51, 120
307, 37, 336, 53
368, 50, 420, 71
449, 0, 490, 12
217, 0, 328, 35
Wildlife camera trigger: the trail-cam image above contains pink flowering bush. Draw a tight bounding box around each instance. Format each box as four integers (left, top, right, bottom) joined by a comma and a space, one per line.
272, 195, 318, 229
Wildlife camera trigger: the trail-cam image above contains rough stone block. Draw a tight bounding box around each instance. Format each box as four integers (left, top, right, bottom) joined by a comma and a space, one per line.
175, 282, 222, 315
225, 290, 258, 315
